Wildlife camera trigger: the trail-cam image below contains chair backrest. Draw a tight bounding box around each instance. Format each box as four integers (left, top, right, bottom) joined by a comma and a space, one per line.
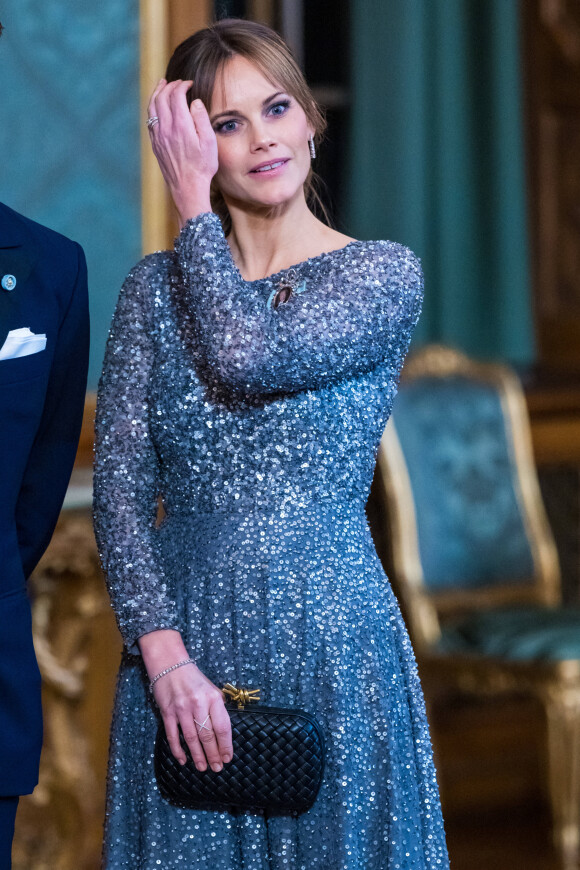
376, 345, 561, 652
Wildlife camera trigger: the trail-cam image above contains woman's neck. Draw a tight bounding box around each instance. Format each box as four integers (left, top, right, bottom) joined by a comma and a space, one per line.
225, 194, 333, 282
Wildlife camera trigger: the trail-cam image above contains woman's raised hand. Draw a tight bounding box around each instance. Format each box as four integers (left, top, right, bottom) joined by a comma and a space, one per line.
147, 79, 218, 227
140, 629, 233, 771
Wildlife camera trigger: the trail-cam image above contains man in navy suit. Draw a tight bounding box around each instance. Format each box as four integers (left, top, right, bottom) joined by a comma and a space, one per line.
0, 199, 89, 867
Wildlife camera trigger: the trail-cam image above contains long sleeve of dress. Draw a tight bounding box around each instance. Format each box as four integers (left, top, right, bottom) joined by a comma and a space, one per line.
176, 213, 423, 396
93, 256, 180, 653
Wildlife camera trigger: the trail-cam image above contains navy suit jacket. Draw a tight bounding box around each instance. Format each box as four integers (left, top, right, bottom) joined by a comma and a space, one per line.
0, 202, 89, 796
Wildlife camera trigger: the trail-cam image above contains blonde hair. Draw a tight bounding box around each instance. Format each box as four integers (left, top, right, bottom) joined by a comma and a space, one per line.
165, 18, 328, 234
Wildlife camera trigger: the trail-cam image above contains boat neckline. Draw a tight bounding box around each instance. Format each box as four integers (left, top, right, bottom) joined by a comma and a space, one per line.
229, 239, 366, 285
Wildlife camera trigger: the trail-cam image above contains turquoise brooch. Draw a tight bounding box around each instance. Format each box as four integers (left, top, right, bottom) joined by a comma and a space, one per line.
266, 270, 307, 310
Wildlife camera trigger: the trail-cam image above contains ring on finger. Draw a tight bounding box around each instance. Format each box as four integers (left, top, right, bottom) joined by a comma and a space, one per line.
194, 714, 212, 733
146, 116, 159, 129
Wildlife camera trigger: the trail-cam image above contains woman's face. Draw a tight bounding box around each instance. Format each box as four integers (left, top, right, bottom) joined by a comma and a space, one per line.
209, 55, 314, 211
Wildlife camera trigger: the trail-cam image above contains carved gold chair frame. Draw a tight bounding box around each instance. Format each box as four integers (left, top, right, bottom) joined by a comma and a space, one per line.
375, 344, 580, 870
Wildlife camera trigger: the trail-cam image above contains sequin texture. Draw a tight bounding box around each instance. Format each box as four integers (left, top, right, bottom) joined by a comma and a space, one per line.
93, 213, 449, 869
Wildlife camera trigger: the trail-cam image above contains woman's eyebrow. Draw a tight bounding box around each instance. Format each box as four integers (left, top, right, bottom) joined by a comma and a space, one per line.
210, 91, 286, 123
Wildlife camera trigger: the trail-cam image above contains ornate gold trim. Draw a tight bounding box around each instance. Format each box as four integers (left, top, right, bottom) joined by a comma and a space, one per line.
498, 369, 561, 605
376, 423, 441, 648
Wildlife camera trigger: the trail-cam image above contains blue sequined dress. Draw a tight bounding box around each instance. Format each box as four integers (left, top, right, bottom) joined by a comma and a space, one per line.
93, 213, 449, 869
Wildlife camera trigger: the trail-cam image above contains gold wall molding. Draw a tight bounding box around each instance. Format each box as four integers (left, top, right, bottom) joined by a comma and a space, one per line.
140, 0, 212, 254
140, 0, 169, 255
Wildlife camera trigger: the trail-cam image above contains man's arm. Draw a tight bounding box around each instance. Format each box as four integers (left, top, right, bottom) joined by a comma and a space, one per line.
15, 242, 90, 578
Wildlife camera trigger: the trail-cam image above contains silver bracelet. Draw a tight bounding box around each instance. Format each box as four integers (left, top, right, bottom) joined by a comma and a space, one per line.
148, 658, 195, 694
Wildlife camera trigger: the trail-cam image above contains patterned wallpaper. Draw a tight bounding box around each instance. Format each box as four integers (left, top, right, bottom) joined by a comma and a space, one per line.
0, 1, 142, 388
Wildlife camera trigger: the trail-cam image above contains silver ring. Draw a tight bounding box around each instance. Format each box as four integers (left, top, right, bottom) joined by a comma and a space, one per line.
194, 714, 212, 733
146, 116, 159, 129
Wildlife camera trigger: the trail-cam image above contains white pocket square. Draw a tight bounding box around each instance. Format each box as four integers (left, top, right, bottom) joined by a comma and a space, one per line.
0, 327, 47, 361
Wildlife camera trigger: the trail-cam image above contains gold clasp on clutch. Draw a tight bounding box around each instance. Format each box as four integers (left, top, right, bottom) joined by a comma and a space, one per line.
222, 683, 261, 709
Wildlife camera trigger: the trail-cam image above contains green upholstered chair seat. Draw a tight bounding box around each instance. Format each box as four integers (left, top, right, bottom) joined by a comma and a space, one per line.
438, 606, 580, 662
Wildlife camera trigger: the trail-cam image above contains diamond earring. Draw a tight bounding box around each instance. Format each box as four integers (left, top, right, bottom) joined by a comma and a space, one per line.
309, 136, 316, 160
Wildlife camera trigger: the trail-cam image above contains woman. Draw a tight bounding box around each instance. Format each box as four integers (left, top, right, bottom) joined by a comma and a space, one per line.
94, 18, 449, 870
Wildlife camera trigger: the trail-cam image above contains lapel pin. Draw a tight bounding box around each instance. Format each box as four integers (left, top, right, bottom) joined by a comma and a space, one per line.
1, 274, 17, 291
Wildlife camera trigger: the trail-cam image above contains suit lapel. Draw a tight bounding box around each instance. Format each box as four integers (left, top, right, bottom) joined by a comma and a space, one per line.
0, 204, 39, 305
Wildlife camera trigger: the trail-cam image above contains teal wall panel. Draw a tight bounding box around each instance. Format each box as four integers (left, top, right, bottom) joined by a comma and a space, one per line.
0, 1, 142, 388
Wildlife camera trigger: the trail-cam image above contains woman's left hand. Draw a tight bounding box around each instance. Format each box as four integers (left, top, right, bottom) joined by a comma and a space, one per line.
147, 78, 218, 226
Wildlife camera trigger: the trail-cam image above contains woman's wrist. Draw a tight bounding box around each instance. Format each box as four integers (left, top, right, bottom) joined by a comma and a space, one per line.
148, 658, 196, 694
171, 185, 213, 229
138, 628, 191, 679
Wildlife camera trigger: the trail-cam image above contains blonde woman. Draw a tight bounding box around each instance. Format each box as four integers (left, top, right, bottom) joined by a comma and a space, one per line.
94, 18, 448, 870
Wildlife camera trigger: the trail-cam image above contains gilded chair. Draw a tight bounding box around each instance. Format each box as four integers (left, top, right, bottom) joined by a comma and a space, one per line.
375, 344, 580, 870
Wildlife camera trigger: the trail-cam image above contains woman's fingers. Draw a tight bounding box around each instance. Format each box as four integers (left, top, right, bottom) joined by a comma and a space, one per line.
161, 702, 230, 773
152, 79, 193, 134
163, 714, 188, 766
154, 79, 184, 133
164, 712, 208, 771
147, 77, 166, 126
191, 100, 218, 159
192, 699, 225, 772
178, 717, 208, 772
209, 695, 234, 764
168, 79, 195, 124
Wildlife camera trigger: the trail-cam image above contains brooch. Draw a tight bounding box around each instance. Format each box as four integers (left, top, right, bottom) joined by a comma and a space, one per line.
266, 269, 307, 310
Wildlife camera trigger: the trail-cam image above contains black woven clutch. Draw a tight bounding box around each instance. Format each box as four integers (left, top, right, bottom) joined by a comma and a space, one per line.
154, 694, 325, 815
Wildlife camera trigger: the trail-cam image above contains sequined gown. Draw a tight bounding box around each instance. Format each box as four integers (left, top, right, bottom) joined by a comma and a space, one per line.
93, 213, 449, 869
